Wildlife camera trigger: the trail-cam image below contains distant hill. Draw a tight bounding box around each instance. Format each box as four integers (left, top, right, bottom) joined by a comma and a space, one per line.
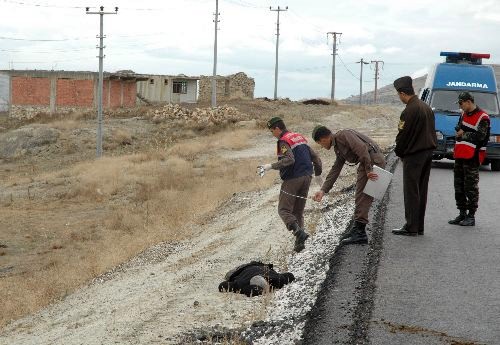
343, 64, 500, 105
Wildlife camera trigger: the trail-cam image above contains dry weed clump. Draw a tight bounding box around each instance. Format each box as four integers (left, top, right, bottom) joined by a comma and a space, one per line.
106, 208, 144, 233
104, 128, 134, 150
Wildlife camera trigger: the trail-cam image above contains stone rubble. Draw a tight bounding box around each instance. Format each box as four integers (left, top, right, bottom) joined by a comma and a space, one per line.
147, 103, 250, 126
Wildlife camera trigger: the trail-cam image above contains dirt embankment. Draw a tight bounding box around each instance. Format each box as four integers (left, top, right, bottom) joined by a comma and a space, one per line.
0, 99, 402, 344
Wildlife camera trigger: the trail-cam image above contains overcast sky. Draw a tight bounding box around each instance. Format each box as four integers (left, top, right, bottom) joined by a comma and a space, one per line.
2, 0, 500, 100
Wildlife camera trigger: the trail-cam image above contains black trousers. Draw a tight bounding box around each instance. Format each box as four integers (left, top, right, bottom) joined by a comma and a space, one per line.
453, 158, 479, 213
402, 149, 433, 233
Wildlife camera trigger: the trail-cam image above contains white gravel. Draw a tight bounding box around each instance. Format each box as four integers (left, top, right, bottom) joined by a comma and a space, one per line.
244, 193, 353, 344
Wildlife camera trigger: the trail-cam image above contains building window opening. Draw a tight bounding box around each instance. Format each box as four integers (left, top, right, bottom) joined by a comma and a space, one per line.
149, 79, 154, 85
173, 81, 187, 94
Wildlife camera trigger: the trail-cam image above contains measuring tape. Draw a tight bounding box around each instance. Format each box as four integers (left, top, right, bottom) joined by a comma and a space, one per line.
280, 189, 310, 200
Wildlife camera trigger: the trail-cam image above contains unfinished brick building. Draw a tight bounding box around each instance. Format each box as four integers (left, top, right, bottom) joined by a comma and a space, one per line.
0, 70, 147, 118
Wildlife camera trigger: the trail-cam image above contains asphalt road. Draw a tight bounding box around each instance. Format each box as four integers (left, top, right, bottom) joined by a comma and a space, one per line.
303, 158, 500, 345
369, 160, 500, 344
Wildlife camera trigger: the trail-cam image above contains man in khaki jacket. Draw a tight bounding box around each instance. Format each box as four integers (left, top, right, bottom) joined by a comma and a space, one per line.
312, 125, 386, 245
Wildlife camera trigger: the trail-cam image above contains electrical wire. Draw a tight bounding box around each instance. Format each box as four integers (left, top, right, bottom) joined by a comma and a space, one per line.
0, 0, 157, 10
0, 48, 94, 53
0, 35, 91, 42
224, 0, 266, 9
337, 54, 360, 80
288, 9, 324, 34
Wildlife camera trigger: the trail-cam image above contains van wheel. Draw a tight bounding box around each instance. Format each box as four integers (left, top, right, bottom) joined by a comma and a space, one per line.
491, 160, 500, 171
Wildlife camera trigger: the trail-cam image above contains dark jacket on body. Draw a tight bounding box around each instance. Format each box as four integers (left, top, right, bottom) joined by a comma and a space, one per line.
218, 261, 295, 297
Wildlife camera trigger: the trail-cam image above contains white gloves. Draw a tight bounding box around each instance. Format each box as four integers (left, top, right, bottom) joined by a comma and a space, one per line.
314, 175, 324, 187
257, 164, 273, 177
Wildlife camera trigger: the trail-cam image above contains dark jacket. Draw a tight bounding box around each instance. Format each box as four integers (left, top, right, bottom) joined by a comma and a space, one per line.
395, 95, 437, 157
218, 261, 295, 297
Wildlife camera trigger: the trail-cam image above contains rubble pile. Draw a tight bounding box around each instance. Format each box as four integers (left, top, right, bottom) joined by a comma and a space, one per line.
148, 104, 250, 127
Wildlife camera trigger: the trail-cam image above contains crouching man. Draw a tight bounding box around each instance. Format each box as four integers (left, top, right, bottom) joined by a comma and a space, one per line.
312, 125, 385, 245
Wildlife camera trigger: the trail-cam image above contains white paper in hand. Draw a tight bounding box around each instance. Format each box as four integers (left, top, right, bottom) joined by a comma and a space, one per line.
363, 165, 393, 199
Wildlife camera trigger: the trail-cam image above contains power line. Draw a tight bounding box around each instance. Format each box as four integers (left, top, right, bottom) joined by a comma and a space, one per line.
327, 31, 341, 101
0, 47, 94, 53
0, 35, 91, 42
356, 58, 369, 105
288, 9, 323, 34
212, 0, 220, 108
225, 0, 265, 9
86, 5, 118, 158
0, 0, 157, 10
370, 60, 384, 103
270, 5, 288, 100
337, 54, 359, 80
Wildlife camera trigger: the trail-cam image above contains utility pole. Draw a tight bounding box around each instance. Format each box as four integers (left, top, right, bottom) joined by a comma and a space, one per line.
211, 0, 220, 108
356, 58, 369, 105
371, 60, 384, 104
270, 6, 287, 100
327, 32, 342, 101
86, 6, 118, 158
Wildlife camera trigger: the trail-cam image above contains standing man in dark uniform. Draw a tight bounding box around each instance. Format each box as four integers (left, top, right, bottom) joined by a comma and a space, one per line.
311, 125, 386, 245
448, 92, 490, 226
258, 117, 322, 252
392, 76, 437, 236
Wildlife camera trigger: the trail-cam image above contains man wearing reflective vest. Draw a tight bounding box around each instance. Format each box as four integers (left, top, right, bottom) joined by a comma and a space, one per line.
449, 92, 491, 227
258, 117, 322, 252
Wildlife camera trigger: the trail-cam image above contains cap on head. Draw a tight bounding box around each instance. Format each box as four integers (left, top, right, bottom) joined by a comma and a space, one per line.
456, 91, 474, 103
393, 76, 414, 93
267, 116, 282, 129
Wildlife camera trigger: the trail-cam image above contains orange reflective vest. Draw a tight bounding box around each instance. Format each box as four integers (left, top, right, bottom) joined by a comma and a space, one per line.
453, 108, 490, 163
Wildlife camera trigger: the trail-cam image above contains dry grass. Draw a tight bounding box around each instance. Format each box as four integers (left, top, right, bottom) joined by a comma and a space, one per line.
0, 124, 271, 328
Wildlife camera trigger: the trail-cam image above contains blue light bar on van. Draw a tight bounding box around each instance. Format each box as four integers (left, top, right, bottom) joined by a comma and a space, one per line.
440, 52, 490, 65
440, 52, 460, 57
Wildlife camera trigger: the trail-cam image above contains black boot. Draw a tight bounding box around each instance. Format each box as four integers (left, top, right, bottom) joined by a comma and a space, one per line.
459, 211, 475, 226
448, 210, 467, 225
340, 221, 368, 245
339, 221, 356, 241
289, 223, 309, 252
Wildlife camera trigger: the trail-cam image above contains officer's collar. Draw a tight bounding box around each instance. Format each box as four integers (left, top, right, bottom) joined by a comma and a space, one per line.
465, 106, 479, 116
279, 130, 289, 139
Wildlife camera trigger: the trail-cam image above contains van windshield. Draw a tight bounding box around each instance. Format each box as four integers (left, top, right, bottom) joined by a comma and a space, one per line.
430, 90, 500, 116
